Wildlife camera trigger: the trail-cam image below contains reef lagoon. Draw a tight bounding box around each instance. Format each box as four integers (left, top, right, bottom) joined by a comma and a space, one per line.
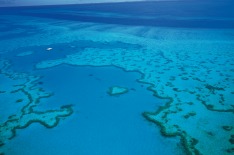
0, 1, 234, 155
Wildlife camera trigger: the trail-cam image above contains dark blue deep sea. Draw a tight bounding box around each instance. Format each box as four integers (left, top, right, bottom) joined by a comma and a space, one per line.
0, 1, 234, 155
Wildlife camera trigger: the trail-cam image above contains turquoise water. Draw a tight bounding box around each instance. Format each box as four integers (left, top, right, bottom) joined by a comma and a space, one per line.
0, 1, 234, 155
3, 65, 183, 155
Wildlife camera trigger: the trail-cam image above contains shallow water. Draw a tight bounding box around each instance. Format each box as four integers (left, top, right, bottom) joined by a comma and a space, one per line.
3, 65, 183, 155
0, 1, 234, 155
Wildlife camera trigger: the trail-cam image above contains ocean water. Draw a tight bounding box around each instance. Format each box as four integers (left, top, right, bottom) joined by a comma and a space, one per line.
0, 1, 234, 155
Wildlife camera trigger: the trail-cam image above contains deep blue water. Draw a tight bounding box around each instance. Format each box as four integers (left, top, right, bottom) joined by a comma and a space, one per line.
0, 0, 234, 29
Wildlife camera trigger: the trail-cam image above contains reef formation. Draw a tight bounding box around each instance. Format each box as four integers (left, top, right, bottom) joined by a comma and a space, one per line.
0, 13, 233, 154
107, 86, 128, 96
0, 60, 73, 153
35, 28, 234, 155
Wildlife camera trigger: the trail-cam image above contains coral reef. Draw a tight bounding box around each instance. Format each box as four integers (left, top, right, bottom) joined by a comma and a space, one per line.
0, 14, 233, 154
35, 29, 234, 155
107, 86, 128, 96
0, 60, 73, 151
